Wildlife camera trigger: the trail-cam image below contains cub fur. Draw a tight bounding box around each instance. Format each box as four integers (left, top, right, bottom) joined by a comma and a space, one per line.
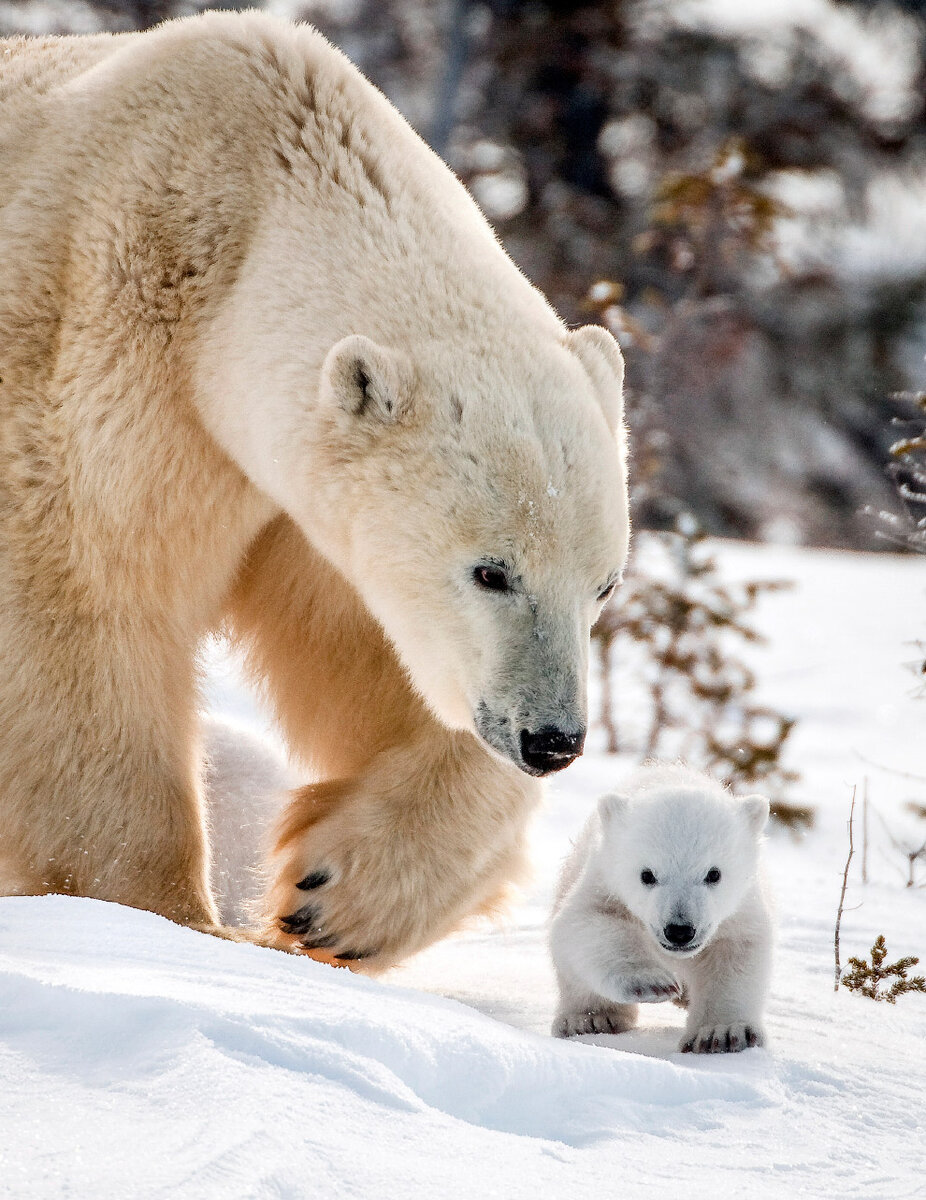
550, 764, 772, 1052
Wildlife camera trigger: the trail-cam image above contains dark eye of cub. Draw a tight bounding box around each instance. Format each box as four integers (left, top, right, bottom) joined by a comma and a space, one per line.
597, 579, 618, 603
704, 867, 721, 885
473, 565, 510, 593
640, 868, 657, 886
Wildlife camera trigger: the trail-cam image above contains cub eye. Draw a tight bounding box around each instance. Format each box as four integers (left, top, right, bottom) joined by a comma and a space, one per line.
473, 564, 511, 593
640, 868, 657, 886
704, 867, 721, 885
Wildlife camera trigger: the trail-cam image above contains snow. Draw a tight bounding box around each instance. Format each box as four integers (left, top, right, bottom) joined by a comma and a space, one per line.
2, 543, 925, 1197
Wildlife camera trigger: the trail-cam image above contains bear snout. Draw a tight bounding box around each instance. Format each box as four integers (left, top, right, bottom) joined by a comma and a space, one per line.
518, 726, 586, 775
662, 922, 697, 950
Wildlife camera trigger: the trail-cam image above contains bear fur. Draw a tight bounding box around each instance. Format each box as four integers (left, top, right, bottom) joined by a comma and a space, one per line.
549, 764, 772, 1052
201, 715, 297, 930
0, 12, 628, 970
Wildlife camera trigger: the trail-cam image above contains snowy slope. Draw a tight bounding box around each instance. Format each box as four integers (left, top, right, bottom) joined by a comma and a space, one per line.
1, 543, 925, 1198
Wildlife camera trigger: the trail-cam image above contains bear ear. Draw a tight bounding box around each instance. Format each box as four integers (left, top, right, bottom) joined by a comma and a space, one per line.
741, 793, 770, 836
597, 792, 629, 829
321, 334, 413, 424
566, 325, 625, 434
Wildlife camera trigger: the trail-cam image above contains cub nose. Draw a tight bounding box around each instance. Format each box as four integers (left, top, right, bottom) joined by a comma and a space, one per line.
663, 923, 696, 948
519, 726, 586, 775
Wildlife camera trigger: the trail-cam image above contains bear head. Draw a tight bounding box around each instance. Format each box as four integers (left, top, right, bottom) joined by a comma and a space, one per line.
596, 777, 769, 955
300, 324, 629, 777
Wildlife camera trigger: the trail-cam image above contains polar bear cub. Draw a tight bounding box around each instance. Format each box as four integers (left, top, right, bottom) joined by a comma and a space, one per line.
550, 764, 772, 1053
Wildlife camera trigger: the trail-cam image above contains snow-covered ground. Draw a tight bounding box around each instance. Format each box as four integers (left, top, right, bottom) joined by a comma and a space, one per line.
1, 543, 924, 1198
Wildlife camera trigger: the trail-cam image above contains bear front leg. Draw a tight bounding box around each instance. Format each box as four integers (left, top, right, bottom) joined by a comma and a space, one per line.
678, 905, 772, 1053
263, 727, 541, 971
550, 899, 680, 1037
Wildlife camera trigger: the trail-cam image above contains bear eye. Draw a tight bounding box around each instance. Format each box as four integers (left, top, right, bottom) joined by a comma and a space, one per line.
704, 867, 721, 885
596, 574, 621, 603
640, 868, 657, 886
473, 564, 511, 593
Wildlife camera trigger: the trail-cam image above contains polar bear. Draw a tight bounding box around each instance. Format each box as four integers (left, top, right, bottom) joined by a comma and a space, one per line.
0, 12, 628, 970
550, 765, 772, 1052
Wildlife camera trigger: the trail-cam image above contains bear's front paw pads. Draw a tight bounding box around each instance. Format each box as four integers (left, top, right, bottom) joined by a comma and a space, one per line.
553, 1007, 636, 1037
612, 970, 681, 1005
680, 1022, 765, 1054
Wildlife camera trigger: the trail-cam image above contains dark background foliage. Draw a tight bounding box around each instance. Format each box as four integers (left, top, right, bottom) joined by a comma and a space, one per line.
5, 0, 926, 548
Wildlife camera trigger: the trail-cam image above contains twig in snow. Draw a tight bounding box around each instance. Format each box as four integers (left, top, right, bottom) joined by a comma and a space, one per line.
852, 752, 926, 785
835, 788, 856, 993
862, 777, 868, 887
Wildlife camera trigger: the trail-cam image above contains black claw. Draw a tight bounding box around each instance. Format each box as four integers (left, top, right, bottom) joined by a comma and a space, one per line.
279, 903, 321, 936
746, 1028, 759, 1048
301, 933, 339, 951
296, 870, 330, 891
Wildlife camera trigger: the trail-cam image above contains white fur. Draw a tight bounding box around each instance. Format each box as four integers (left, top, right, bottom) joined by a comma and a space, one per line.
201, 717, 298, 928
550, 764, 772, 1053
189, 12, 630, 762
0, 11, 628, 959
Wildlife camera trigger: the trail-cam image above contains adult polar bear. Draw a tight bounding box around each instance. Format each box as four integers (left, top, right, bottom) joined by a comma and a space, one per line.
0, 11, 628, 969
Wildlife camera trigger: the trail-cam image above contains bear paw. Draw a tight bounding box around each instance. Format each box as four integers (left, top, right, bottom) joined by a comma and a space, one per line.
266, 787, 493, 971
273, 863, 378, 966
553, 1005, 637, 1038
265, 738, 536, 971
608, 969, 681, 1005
680, 1022, 765, 1054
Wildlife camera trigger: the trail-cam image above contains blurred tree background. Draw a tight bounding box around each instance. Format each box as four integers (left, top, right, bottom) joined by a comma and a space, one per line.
4, 0, 926, 549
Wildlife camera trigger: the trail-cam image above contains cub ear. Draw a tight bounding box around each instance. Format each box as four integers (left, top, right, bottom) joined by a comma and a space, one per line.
566, 324, 625, 434
741, 793, 770, 836
321, 334, 413, 423
597, 791, 629, 829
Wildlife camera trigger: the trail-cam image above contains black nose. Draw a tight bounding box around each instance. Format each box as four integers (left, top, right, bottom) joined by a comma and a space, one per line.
519, 726, 586, 775
664, 923, 696, 947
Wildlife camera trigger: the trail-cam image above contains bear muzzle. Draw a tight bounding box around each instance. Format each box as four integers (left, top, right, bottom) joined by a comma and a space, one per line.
660, 922, 702, 954
518, 726, 586, 776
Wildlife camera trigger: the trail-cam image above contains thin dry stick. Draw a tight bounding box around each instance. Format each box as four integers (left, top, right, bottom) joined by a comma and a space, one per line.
872, 804, 926, 888
862, 777, 868, 886
853, 753, 926, 784
905, 840, 926, 889
835, 787, 856, 993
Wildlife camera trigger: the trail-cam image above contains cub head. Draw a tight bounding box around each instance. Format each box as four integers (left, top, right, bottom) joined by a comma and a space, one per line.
596, 778, 769, 955
301, 325, 629, 777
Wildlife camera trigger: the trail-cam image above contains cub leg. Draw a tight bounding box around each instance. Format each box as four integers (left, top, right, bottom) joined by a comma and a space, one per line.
550, 896, 680, 1037
678, 909, 771, 1054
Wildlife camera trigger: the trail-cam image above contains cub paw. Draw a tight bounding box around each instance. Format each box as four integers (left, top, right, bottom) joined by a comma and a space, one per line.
608, 969, 681, 1005
680, 1022, 766, 1054
552, 1004, 637, 1038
